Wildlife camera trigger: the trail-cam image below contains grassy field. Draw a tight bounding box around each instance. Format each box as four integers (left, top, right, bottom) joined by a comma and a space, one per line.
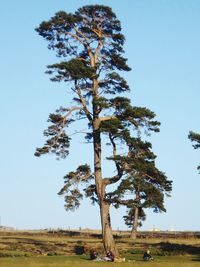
0, 230, 199, 266
0, 255, 200, 267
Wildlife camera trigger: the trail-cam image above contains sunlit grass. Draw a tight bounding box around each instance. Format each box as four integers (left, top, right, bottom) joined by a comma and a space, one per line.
0, 255, 199, 267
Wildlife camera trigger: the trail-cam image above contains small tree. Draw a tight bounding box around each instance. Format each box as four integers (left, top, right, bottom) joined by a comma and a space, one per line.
107, 137, 172, 239
123, 207, 146, 238
35, 5, 161, 254
188, 131, 200, 172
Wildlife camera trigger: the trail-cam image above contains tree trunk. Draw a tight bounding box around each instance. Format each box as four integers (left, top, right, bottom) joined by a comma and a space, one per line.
130, 207, 139, 239
91, 73, 118, 255
93, 117, 118, 255
101, 202, 118, 255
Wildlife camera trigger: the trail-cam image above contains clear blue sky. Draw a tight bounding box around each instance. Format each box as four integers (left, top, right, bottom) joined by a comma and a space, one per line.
0, 0, 199, 231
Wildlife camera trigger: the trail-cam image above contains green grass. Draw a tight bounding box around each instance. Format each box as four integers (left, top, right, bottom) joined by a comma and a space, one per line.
0, 255, 199, 267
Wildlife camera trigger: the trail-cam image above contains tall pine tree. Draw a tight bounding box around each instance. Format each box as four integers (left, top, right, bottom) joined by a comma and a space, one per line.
35, 5, 161, 254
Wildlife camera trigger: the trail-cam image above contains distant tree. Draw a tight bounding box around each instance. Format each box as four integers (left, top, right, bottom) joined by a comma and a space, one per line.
35, 5, 161, 254
123, 206, 146, 238
188, 131, 200, 171
107, 137, 172, 239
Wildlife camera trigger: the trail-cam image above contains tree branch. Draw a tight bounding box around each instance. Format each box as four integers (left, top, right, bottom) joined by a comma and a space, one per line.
109, 197, 133, 206
74, 82, 93, 123
103, 133, 124, 186
65, 31, 85, 47
94, 31, 103, 64
74, 27, 90, 45
47, 106, 81, 148
99, 116, 116, 122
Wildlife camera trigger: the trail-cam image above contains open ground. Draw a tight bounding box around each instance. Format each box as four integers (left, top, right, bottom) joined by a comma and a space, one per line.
0, 230, 200, 266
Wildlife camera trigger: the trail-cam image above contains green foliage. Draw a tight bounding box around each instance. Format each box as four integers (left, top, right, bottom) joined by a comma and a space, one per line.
58, 164, 94, 210
35, 4, 132, 163
123, 207, 146, 227
99, 73, 130, 94
188, 131, 200, 149
35, 5, 130, 72
188, 131, 200, 171
107, 136, 172, 229
46, 59, 96, 82
35, 108, 72, 159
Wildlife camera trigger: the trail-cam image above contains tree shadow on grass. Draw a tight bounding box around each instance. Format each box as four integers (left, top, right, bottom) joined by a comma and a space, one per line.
191, 255, 200, 261
159, 242, 200, 255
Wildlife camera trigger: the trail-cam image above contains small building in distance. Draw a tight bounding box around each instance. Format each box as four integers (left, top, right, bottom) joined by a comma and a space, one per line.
149, 227, 161, 232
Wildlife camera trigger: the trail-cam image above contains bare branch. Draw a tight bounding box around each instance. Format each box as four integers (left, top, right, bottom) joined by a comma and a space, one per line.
103, 175, 121, 186
68, 131, 91, 137
65, 31, 86, 47
64, 106, 82, 121
99, 116, 116, 122
94, 30, 103, 64
74, 26, 90, 45
74, 82, 93, 123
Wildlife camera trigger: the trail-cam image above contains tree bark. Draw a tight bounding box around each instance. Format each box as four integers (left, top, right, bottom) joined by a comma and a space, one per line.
93, 116, 118, 255
101, 202, 118, 255
130, 207, 139, 239
91, 64, 118, 255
